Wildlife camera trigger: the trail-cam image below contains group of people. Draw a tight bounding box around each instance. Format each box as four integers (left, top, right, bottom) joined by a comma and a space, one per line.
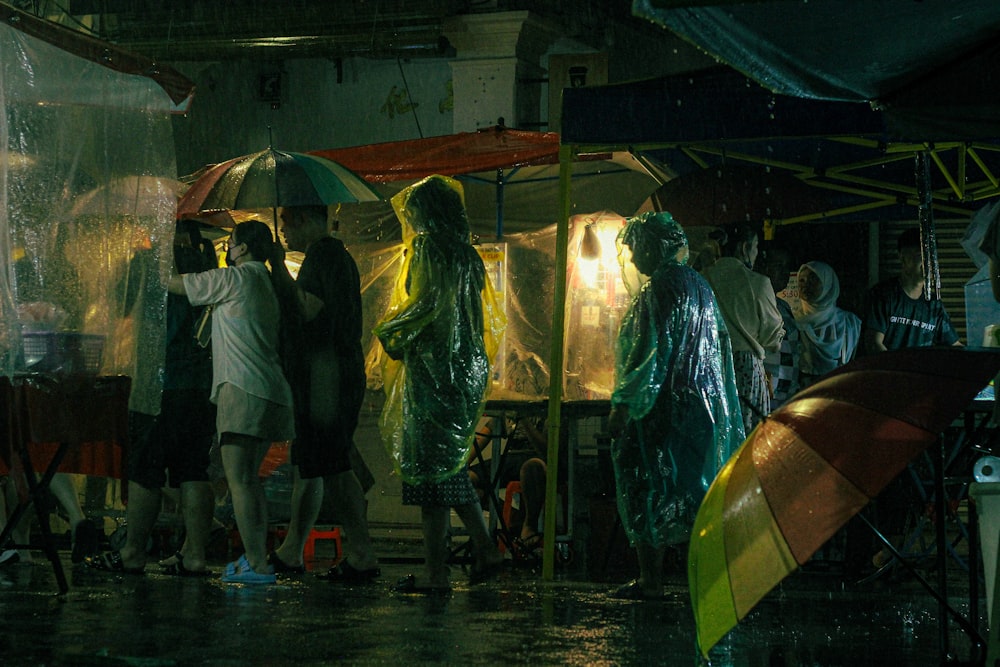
605, 218, 962, 598
69, 205, 380, 585
1, 171, 966, 599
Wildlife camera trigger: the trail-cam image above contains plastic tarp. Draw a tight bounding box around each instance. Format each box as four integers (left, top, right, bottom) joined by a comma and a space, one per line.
306, 131, 665, 403
0, 19, 183, 416
632, 0, 1000, 142
560, 66, 886, 147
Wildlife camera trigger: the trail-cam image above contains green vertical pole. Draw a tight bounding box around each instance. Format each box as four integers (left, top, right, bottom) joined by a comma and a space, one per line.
542, 145, 574, 580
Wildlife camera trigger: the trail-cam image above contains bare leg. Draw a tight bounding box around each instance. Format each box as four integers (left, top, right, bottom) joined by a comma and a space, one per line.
1, 477, 31, 562
420, 505, 451, 588
51, 473, 100, 561
453, 501, 502, 574
326, 470, 377, 570
49, 473, 86, 527
636, 543, 666, 598
177, 480, 214, 572
519, 458, 546, 541
275, 466, 322, 568
117, 481, 160, 569
220, 434, 271, 573
1, 476, 31, 545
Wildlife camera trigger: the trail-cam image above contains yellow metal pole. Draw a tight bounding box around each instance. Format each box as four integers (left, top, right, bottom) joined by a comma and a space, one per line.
541, 145, 574, 580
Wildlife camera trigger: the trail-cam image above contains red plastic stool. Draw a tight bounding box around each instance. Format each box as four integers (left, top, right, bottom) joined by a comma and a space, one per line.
499, 481, 522, 554
303, 526, 342, 569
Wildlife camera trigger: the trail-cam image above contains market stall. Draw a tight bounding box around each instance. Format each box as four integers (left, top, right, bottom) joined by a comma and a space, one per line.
0, 5, 194, 590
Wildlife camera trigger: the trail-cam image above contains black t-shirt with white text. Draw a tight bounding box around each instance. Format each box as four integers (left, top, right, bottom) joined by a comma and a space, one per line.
864, 279, 959, 349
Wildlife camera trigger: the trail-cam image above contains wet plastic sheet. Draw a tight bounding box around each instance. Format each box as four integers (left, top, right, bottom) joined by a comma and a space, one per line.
610, 212, 745, 547
0, 22, 177, 416
373, 176, 506, 484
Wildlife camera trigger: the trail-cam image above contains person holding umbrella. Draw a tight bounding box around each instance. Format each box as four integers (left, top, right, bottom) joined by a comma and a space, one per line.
607, 211, 744, 600
373, 175, 505, 593
168, 220, 296, 584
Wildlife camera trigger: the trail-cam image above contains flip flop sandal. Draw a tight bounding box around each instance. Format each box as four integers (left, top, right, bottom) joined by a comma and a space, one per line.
85, 550, 145, 575
160, 552, 212, 577
469, 560, 504, 585
268, 551, 306, 575
611, 579, 664, 601
220, 562, 276, 584
317, 561, 380, 583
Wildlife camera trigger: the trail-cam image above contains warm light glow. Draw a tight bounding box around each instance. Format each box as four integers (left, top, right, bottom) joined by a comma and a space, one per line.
576, 256, 599, 288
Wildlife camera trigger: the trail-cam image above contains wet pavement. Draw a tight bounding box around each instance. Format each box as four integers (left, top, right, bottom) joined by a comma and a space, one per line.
0, 529, 991, 667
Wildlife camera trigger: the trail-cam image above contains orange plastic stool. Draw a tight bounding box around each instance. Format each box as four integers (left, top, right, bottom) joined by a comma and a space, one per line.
303, 526, 342, 569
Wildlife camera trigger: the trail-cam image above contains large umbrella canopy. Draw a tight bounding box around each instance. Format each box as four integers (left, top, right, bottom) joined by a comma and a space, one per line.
689, 347, 1000, 659
176, 148, 382, 219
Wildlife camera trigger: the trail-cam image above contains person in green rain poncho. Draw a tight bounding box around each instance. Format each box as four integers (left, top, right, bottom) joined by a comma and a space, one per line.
374, 175, 506, 593
607, 211, 745, 600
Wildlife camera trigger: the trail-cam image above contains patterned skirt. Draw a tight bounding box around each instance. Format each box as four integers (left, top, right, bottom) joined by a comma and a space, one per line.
732, 350, 770, 433
401, 466, 479, 508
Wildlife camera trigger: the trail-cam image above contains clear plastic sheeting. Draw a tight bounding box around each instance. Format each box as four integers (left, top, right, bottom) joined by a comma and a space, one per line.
610, 211, 744, 548
0, 23, 178, 415
374, 175, 506, 484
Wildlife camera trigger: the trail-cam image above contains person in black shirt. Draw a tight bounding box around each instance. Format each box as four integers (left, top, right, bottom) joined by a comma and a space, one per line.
271, 205, 378, 582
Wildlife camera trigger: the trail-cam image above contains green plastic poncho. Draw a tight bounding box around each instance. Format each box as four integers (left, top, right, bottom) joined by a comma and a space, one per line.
373, 175, 505, 484
611, 211, 745, 547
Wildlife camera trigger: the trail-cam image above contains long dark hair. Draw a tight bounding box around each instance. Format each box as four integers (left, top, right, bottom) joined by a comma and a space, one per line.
232, 220, 307, 395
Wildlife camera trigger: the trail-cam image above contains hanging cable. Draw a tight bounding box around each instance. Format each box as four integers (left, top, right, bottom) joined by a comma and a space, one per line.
397, 57, 424, 138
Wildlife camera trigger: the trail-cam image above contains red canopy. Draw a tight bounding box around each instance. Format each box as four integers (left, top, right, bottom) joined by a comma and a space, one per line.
309, 126, 562, 183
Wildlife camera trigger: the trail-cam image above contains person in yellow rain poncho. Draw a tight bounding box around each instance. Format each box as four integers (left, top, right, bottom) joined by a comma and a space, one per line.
374, 175, 506, 593
608, 211, 744, 600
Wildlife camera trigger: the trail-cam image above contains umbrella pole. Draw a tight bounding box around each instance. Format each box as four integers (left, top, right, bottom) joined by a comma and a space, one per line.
857, 509, 986, 664
933, 434, 951, 661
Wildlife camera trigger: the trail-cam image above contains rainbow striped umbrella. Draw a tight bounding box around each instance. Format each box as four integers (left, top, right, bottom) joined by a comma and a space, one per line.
177, 148, 381, 222
689, 347, 1000, 659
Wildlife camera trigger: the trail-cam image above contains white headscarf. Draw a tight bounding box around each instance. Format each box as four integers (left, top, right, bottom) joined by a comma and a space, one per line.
794, 261, 861, 377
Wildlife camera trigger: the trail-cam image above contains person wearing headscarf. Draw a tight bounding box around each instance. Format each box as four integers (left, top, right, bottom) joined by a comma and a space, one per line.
374, 175, 506, 593
608, 211, 745, 600
794, 261, 861, 386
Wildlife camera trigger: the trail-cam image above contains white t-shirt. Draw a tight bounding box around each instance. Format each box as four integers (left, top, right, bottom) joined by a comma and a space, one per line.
183, 262, 293, 406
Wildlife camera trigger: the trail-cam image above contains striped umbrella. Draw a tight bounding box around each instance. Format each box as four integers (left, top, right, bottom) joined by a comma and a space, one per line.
177, 148, 382, 227
689, 347, 1000, 659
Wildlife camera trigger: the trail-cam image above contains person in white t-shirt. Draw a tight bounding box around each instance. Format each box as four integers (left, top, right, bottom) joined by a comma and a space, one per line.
169, 220, 296, 584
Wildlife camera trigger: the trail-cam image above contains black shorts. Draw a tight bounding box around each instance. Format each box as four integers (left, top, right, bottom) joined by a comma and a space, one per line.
128, 388, 216, 490
291, 381, 364, 479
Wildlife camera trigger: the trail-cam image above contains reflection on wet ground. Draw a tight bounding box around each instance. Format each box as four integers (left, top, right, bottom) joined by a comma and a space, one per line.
0, 535, 988, 667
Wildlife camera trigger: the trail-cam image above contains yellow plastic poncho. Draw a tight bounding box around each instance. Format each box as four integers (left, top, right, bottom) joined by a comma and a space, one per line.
373, 175, 505, 484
